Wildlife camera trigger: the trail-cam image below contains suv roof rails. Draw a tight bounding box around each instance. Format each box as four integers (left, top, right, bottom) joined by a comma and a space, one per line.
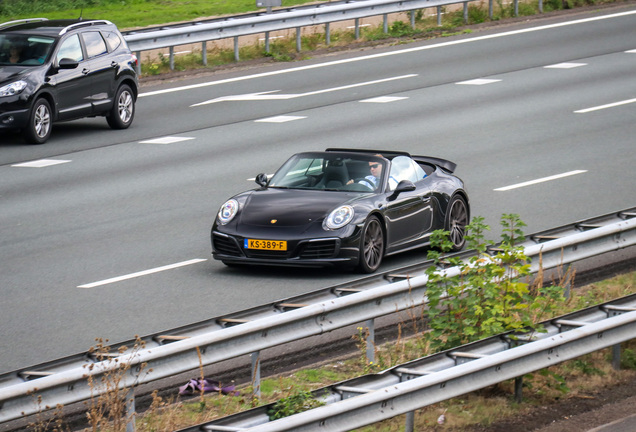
59, 20, 113, 35
0, 18, 49, 30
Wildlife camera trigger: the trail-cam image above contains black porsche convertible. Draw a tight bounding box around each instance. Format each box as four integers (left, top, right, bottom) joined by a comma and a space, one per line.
211, 149, 469, 273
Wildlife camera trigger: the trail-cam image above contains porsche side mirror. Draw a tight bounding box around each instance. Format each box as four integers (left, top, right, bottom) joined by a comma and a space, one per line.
388, 180, 416, 200
255, 173, 268, 187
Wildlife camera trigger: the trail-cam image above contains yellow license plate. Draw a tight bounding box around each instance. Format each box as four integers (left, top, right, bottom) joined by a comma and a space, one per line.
244, 239, 287, 251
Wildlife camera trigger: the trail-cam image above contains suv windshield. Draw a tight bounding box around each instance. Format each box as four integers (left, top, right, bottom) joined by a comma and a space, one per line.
0, 34, 55, 66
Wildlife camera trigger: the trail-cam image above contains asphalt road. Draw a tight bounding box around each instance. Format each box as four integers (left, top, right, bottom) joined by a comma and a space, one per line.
1, 6, 635, 374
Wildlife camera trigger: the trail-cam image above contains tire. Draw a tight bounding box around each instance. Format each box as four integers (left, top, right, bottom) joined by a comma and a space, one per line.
23, 98, 52, 144
107, 84, 135, 129
445, 195, 469, 251
358, 216, 384, 273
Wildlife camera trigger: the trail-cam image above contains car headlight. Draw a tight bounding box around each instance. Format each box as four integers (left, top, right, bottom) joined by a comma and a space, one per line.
324, 205, 354, 230
0, 81, 27, 97
217, 199, 239, 225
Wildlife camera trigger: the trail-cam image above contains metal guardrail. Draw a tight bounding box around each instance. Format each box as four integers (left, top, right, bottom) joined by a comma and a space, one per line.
184, 294, 636, 431
122, 0, 518, 71
0, 207, 634, 424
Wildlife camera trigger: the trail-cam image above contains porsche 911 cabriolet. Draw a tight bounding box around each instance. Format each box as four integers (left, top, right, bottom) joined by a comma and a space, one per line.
211, 148, 469, 273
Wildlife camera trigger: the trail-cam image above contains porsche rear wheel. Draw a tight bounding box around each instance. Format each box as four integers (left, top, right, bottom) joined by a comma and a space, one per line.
358, 216, 384, 273
445, 195, 469, 251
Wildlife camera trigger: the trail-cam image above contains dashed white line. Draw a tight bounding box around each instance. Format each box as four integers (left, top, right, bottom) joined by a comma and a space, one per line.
360, 96, 408, 103
255, 115, 306, 123
544, 62, 587, 69
12, 159, 71, 168
139, 136, 195, 144
575, 98, 636, 113
456, 78, 501, 85
494, 170, 587, 191
78, 258, 208, 288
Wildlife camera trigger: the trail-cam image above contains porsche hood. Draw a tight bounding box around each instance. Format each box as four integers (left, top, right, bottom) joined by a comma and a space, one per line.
236, 188, 358, 227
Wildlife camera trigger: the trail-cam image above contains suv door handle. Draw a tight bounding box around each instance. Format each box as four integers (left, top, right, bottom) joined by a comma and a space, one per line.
111, 61, 118, 68
82, 68, 90, 75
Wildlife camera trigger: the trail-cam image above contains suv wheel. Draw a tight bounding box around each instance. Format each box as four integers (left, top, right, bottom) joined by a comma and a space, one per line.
23, 98, 52, 144
107, 84, 135, 129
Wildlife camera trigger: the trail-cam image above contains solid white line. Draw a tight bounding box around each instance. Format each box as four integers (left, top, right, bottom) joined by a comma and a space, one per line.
139, 10, 636, 98
494, 170, 587, 191
77, 259, 207, 288
574, 98, 636, 113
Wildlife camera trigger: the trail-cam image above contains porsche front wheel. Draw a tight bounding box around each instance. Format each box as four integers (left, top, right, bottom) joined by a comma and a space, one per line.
358, 216, 384, 273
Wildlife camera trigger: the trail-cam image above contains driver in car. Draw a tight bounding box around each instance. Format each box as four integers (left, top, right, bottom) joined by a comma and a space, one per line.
347, 154, 384, 188
347, 154, 399, 189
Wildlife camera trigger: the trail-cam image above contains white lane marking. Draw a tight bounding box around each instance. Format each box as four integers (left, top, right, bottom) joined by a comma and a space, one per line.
255, 115, 306, 123
360, 96, 408, 103
456, 78, 501, 85
139, 136, 195, 144
77, 258, 207, 288
575, 98, 636, 113
139, 10, 636, 98
494, 170, 587, 191
12, 159, 71, 168
626, 49, 636, 53
544, 62, 587, 69
191, 74, 417, 106
259, 35, 284, 41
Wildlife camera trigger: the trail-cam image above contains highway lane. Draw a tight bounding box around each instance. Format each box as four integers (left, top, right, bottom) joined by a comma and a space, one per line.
1, 7, 635, 373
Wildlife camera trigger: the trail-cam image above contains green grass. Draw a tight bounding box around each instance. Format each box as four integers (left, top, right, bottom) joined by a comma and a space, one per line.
0, 0, 328, 30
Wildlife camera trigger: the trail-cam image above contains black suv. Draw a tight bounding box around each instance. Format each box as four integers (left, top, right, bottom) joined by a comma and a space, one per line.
0, 18, 138, 144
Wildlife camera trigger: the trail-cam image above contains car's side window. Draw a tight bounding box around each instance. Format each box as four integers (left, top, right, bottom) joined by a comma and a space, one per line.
56, 34, 84, 63
83, 31, 108, 58
102, 31, 122, 52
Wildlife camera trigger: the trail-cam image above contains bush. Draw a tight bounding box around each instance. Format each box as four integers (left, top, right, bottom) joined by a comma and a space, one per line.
424, 214, 567, 353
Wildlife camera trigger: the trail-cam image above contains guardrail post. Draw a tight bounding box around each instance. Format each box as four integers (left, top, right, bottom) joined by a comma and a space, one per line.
366, 318, 375, 364
234, 36, 239, 61
169, 46, 174, 70
410, 10, 415, 29
437, 6, 442, 26
265, 31, 271, 52
251, 351, 261, 398
383, 13, 388, 34
355, 18, 360, 39
296, 27, 301, 52
405, 410, 415, 432
463, 2, 468, 23
539, 0, 544, 13
125, 387, 136, 432
325, 22, 331, 45
514, 376, 523, 403
612, 344, 621, 370
514, 0, 519, 16
202, 41, 207, 66
489, 0, 493, 18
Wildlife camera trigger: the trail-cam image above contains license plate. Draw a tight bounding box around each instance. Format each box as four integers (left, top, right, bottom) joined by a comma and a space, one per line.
244, 239, 287, 251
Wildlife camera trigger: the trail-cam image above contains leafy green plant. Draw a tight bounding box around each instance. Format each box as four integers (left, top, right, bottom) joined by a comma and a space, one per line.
424, 214, 567, 353
267, 388, 325, 420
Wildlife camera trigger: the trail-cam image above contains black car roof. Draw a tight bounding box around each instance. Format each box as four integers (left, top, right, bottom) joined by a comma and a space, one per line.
326, 148, 411, 159
0, 19, 115, 37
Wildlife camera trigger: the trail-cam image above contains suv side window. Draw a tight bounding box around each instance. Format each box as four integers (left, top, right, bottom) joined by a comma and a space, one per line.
56, 34, 84, 63
83, 31, 108, 58
102, 31, 122, 52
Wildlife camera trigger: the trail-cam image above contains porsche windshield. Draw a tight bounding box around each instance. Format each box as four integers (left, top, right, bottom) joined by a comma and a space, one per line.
268, 153, 386, 192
